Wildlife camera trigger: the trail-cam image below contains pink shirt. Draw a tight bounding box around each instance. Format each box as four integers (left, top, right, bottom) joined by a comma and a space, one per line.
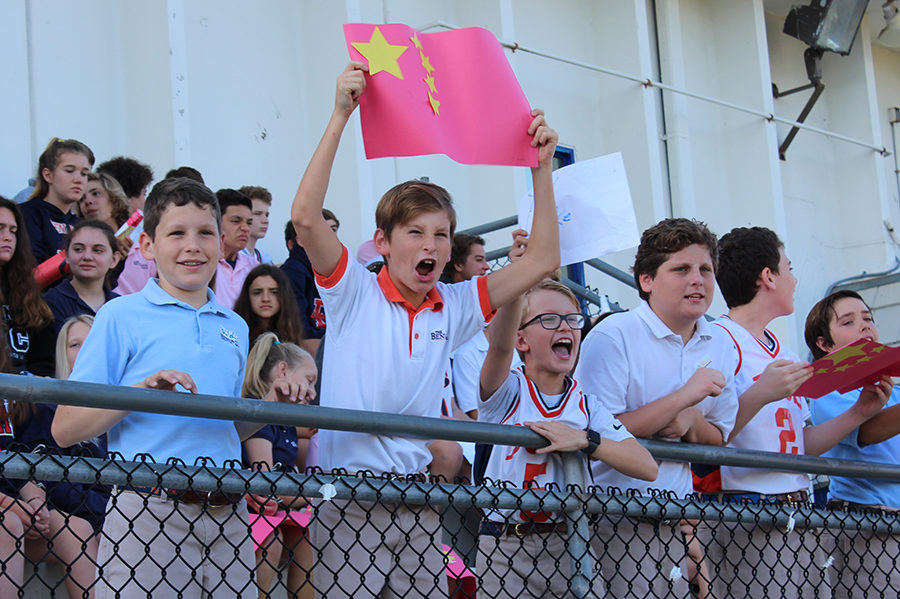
114, 243, 157, 295
214, 251, 259, 310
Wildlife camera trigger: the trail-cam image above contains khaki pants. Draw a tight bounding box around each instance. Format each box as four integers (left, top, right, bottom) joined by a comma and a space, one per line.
311, 499, 444, 599
96, 490, 256, 599
822, 527, 900, 599
478, 529, 605, 598
592, 516, 689, 598
701, 518, 832, 599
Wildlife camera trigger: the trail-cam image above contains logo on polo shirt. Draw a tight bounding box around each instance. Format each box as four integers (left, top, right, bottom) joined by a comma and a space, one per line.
219, 326, 239, 347
431, 330, 447, 341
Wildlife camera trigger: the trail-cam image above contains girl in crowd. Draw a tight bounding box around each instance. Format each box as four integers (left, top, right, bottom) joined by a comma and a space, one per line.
0, 197, 55, 376
234, 265, 305, 345
242, 332, 317, 599
55, 315, 94, 379
21, 138, 94, 263
43, 221, 119, 335
0, 316, 105, 599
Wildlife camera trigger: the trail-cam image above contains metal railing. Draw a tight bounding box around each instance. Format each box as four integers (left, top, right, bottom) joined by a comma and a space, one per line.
3, 374, 900, 598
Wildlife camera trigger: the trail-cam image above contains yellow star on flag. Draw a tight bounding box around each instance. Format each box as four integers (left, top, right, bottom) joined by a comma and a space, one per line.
428, 93, 440, 115
352, 26, 409, 79
871, 346, 886, 353
834, 364, 854, 372
818, 344, 869, 367
421, 53, 435, 74
410, 34, 422, 49
425, 74, 437, 94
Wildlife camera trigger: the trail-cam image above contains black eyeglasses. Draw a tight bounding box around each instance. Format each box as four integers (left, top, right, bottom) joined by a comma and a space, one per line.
518, 312, 585, 331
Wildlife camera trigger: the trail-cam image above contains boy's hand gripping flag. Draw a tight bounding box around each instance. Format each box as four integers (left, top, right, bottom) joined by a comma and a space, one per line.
343, 23, 539, 167
795, 338, 900, 399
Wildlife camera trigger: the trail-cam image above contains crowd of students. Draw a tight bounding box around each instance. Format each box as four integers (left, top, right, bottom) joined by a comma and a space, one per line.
1, 60, 899, 599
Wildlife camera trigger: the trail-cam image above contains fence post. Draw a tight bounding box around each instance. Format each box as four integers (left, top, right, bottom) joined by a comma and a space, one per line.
561, 452, 592, 598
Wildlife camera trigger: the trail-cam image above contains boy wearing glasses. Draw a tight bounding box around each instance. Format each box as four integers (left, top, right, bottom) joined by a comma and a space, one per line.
573, 218, 738, 598
478, 278, 658, 598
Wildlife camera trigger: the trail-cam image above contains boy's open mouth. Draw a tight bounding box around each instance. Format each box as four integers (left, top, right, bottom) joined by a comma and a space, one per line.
552, 338, 573, 359
415, 259, 436, 277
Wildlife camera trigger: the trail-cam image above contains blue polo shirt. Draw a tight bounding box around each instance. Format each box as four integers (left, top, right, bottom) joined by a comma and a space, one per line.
68, 279, 248, 466
810, 387, 900, 508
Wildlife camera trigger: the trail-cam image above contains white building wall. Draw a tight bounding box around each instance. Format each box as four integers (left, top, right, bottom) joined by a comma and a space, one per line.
1, 0, 899, 352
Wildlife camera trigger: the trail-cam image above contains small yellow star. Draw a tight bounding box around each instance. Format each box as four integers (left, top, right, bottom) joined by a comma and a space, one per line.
871, 345, 887, 353
815, 368, 830, 375
410, 34, 422, 49
424, 75, 437, 94
420, 53, 435, 74
834, 364, 854, 372
856, 356, 872, 363
428, 93, 440, 115
818, 344, 869, 367
351, 26, 408, 79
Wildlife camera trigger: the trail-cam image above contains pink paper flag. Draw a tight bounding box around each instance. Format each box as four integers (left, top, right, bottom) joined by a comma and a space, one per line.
344, 23, 538, 167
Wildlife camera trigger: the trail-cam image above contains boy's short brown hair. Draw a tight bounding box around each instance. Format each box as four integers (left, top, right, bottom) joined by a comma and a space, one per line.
143, 177, 221, 240
804, 290, 869, 361
632, 218, 718, 301
238, 185, 272, 205
375, 181, 456, 240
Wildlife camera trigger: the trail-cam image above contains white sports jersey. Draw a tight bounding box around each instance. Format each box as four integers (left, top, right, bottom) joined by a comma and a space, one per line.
315, 246, 492, 474
480, 368, 633, 523
712, 316, 811, 494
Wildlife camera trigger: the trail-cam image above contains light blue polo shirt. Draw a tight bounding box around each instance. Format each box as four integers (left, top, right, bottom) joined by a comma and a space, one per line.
68, 279, 248, 466
811, 387, 900, 508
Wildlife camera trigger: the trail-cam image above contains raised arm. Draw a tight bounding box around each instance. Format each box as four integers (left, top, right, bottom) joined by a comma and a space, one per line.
290, 62, 368, 278
479, 230, 528, 400
484, 111, 560, 310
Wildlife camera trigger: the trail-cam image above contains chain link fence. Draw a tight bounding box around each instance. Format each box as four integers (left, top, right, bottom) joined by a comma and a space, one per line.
2, 375, 900, 598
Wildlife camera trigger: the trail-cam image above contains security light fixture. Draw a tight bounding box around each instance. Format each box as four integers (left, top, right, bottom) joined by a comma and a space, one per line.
783, 0, 869, 55
774, 0, 868, 160
879, 0, 900, 48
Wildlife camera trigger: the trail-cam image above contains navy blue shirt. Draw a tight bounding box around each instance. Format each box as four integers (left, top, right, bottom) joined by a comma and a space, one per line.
281, 245, 326, 340
19, 197, 78, 264
43, 278, 119, 335
2, 300, 55, 377
242, 424, 299, 472
13, 403, 110, 532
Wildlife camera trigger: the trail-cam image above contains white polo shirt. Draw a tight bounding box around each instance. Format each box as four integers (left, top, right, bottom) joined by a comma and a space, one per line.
315, 246, 492, 474
574, 301, 739, 498
711, 317, 811, 494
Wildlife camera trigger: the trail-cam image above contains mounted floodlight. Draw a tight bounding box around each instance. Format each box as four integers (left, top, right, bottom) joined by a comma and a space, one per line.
879, 0, 900, 48
783, 0, 868, 55
775, 0, 868, 160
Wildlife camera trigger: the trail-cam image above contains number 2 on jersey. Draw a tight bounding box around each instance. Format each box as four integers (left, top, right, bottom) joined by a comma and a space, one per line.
775, 407, 800, 454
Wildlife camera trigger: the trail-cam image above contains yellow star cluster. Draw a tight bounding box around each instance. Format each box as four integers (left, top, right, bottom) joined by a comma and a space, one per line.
411, 33, 440, 116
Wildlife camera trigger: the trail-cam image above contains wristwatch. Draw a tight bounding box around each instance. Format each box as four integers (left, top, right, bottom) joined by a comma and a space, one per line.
582, 429, 602, 455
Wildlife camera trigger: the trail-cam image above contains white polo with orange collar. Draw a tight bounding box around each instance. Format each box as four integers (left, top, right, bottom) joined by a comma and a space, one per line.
315, 246, 493, 475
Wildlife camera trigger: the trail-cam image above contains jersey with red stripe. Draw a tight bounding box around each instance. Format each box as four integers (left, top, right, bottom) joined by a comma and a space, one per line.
480, 367, 632, 523
712, 316, 810, 494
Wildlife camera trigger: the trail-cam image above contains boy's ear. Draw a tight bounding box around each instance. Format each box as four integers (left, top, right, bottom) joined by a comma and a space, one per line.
759, 267, 776, 291
138, 231, 154, 261
515, 330, 530, 355
373, 228, 390, 257
816, 336, 832, 355
638, 272, 654, 296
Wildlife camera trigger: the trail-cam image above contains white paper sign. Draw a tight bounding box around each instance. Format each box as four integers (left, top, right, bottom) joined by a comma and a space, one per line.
517, 152, 639, 267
